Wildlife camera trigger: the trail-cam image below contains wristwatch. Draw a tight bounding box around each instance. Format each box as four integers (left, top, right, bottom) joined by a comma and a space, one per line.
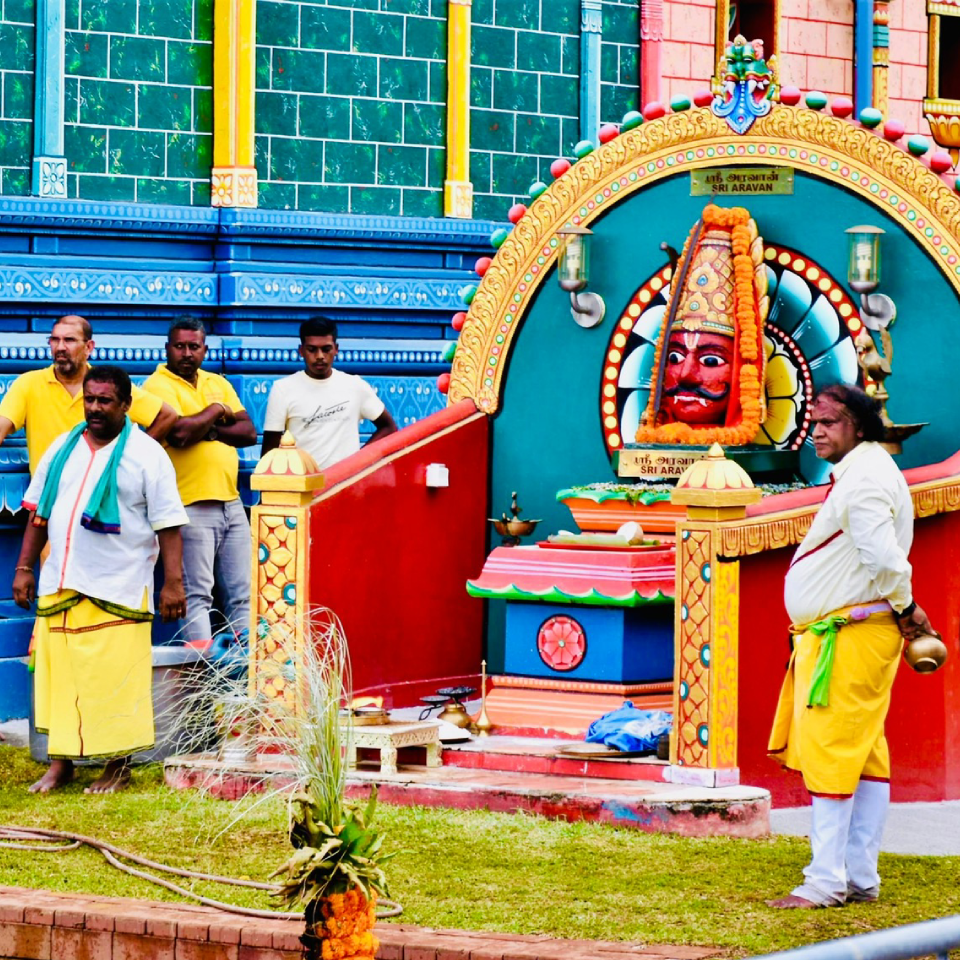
895, 600, 917, 619
205, 426, 219, 442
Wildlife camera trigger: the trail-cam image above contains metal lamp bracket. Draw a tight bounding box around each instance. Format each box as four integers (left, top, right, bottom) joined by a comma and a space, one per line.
569, 290, 606, 328
858, 292, 897, 331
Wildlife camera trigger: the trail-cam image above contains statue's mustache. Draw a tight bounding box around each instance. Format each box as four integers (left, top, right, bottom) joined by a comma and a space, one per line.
664, 383, 730, 402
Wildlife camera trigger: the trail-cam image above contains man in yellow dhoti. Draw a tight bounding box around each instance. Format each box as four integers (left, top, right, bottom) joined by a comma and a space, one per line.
768, 384, 935, 908
12, 366, 187, 794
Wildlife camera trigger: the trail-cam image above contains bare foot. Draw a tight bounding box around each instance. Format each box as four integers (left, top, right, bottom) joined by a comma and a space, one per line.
84, 757, 132, 794
767, 895, 824, 909
28, 759, 74, 794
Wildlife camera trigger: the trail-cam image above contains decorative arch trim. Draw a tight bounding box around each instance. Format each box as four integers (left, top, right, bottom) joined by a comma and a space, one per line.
449, 107, 960, 413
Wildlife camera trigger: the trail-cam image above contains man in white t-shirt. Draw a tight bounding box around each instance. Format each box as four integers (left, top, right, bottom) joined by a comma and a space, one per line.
261, 316, 398, 469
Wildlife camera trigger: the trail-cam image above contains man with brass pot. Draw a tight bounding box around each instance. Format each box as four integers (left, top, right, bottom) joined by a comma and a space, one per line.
767, 383, 939, 909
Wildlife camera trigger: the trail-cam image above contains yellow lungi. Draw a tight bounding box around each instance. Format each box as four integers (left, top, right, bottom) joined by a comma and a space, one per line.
33, 590, 154, 760
768, 605, 903, 798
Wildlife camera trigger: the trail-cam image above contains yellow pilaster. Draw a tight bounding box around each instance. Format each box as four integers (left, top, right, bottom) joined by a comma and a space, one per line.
211, 0, 258, 207
249, 434, 324, 716
671, 524, 742, 769
444, 0, 473, 218
669, 445, 761, 772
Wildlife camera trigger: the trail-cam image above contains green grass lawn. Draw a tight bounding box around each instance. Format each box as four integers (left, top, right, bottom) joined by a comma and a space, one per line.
1, 747, 959, 955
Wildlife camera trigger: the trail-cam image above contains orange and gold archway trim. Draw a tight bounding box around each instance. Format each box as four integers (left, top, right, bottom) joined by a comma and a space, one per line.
449, 107, 960, 414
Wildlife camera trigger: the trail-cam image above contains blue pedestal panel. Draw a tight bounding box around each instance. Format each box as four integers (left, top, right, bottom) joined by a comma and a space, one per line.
0, 657, 29, 721
0, 600, 32, 658
504, 603, 674, 683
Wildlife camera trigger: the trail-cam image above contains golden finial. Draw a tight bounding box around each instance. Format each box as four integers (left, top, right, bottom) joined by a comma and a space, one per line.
671, 444, 762, 510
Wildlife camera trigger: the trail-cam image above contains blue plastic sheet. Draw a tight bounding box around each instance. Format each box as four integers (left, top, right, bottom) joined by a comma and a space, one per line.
585, 701, 672, 754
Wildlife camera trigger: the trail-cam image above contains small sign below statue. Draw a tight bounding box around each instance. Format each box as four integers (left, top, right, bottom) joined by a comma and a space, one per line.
691, 167, 794, 196
615, 446, 707, 479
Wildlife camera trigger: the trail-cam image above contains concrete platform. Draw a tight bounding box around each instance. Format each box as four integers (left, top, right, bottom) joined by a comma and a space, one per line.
164, 749, 770, 838
442, 733, 671, 782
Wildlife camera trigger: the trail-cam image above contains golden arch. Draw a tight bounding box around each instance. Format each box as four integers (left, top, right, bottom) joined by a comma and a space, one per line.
449, 108, 960, 414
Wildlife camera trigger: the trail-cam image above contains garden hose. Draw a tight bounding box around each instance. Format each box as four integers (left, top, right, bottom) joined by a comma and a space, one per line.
0, 825, 402, 920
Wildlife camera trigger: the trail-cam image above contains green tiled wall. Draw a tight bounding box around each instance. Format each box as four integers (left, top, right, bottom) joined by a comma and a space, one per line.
63, 0, 213, 204
0, 0, 36, 197
0, 0, 642, 215
470, 0, 638, 221
600, 0, 639, 125
255, 0, 447, 217
253, 0, 639, 219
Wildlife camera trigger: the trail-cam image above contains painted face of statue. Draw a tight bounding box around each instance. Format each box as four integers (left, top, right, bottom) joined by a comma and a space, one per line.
661, 330, 734, 425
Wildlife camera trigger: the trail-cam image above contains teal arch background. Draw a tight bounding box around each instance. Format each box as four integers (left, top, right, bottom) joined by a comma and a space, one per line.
483, 169, 960, 668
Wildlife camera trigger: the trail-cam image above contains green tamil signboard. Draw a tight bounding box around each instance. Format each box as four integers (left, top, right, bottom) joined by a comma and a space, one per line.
691, 167, 795, 196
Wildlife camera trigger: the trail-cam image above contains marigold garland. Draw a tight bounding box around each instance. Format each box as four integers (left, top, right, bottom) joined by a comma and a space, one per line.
635, 203, 767, 446
317, 888, 379, 960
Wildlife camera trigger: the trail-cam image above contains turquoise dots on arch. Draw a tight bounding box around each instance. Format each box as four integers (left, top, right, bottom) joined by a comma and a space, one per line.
282, 583, 297, 604
699, 643, 711, 667
697, 724, 709, 746
258, 543, 269, 564
679, 680, 690, 702
681, 603, 689, 622
284, 517, 297, 529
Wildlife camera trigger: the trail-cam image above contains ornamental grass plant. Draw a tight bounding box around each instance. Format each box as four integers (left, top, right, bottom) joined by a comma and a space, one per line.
259, 610, 391, 960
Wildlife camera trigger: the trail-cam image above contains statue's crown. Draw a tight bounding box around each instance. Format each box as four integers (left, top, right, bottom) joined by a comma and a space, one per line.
668, 227, 736, 337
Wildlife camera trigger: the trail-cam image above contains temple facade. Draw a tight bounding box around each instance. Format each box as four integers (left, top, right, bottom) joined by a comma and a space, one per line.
2, 1, 959, 813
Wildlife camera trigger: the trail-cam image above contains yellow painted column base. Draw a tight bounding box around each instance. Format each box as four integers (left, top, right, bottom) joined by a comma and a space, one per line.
211, 166, 259, 208
444, 179, 474, 218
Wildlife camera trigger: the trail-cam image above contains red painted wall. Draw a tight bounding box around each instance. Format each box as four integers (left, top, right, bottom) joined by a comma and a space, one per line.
737, 509, 960, 807
305, 400, 489, 706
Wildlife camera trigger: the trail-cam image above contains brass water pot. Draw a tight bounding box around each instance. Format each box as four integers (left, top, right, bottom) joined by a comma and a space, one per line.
903, 633, 949, 674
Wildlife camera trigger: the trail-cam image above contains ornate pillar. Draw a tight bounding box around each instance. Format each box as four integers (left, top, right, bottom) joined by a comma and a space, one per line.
668, 445, 761, 785
640, 0, 663, 107
579, 0, 602, 143
31, 0, 67, 198
211, 0, 258, 207
872, 0, 891, 114
249, 433, 323, 715
924, 8, 960, 166
854, 0, 875, 115
444, 0, 473, 218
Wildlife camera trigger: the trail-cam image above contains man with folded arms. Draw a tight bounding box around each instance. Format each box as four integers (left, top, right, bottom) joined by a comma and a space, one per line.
143, 317, 257, 647
0, 313, 177, 472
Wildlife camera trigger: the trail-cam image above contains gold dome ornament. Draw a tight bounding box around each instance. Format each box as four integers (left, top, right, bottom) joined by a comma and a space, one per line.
254, 431, 320, 478
670, 443, 762, 518
252, 431, 325, 503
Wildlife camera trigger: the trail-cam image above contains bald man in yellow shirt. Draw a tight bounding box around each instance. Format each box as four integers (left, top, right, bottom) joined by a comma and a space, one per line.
0, 315, 177, 471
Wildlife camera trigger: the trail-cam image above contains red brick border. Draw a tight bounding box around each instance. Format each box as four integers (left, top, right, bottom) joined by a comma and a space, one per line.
0, 887, 722, 960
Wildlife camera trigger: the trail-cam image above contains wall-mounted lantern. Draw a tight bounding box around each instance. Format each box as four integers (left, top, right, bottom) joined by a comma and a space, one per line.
557, 224, 606, 328
845, 225, 896, 329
